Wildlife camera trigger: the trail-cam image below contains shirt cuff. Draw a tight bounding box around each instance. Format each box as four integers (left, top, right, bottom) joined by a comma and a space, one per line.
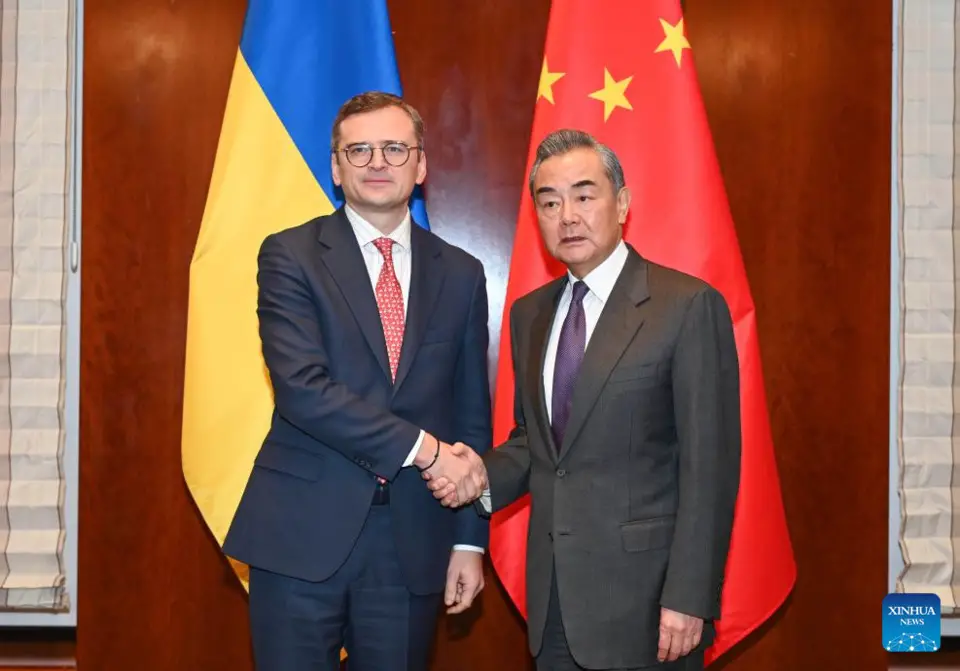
402, 430, 426, 468
453, 544, 485, 554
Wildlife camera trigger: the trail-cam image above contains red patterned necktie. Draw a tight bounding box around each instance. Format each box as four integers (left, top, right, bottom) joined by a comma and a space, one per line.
372, 237, 405, 486
372, 237, 405, 381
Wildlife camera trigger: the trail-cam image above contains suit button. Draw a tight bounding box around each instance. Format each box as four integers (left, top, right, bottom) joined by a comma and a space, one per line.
556, 469, 566, 477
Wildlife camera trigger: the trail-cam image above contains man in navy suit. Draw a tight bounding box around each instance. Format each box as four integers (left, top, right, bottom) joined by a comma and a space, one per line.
223, 91, 491, 671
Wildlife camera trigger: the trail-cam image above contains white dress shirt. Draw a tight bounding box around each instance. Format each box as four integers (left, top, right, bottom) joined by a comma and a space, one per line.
344, 204, 423, 462
479, 239, 630, 512
542, 239, 629, 420
344, 205, 482, 554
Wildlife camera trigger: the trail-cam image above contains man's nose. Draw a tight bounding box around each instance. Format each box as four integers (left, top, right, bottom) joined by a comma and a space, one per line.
560, 200, 579, 224
368, 149, 388, 170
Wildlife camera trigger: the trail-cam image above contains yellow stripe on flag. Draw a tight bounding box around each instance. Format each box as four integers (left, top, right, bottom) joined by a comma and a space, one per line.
181, 51, 334, 589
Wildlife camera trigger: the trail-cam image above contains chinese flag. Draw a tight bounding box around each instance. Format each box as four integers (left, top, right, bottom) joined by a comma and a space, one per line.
488, 0, 796, 663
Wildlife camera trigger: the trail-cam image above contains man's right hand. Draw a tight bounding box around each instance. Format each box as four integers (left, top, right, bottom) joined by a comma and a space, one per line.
417, 439, 486, 506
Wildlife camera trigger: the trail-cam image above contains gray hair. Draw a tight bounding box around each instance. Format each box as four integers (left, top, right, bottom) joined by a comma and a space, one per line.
528, 129, 626, 197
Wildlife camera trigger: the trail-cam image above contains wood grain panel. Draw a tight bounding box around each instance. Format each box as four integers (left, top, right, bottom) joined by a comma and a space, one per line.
388, 0, 551, 390
78, 0, 252, 668
387, 2, 549, 667
684, 0, 894, 668
0, 628, 73, 664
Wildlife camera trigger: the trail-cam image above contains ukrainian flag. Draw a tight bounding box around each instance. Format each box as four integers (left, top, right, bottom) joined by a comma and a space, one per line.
181, 0, 429, 592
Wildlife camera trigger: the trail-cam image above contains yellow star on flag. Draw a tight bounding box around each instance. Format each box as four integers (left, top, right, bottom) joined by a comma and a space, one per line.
655, 17, 691, 67
587, 68, 633, 121
537, 58, 565, 104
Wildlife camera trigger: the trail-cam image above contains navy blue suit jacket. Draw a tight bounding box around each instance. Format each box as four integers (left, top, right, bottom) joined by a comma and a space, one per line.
223, 208, 492, 595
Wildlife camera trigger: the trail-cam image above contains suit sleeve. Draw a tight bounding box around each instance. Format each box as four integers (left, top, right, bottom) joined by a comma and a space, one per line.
481, 303, 533, 513
452, 264, 493, 548
659, 286, 741, 621
256, 234, 420, 481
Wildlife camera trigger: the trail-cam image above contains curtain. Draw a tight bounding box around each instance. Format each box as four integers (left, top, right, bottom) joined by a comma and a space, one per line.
0, 0, 71, 610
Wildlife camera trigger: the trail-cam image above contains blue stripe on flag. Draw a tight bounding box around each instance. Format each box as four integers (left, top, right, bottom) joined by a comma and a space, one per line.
238, 0, 430, 229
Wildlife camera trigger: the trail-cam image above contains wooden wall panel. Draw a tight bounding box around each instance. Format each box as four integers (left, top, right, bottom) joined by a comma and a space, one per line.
386, 3, 550, 668
78, 0, 252, 668
682, 0, 894, 668
76, 0, 910, 668
0, 627, 74, 667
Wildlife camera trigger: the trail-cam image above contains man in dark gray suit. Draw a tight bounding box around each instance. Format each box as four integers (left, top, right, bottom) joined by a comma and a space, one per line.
427, 129, 741, 670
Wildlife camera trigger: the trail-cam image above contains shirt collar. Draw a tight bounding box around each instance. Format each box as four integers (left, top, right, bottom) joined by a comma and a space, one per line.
344, 204, 412, 251
567, 239, 628, 303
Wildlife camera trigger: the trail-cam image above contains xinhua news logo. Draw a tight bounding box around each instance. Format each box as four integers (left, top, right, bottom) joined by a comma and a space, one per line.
883, 593, 940, 652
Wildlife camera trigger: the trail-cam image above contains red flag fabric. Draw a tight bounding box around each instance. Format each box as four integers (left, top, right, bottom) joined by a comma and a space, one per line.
488, 0, 796, 663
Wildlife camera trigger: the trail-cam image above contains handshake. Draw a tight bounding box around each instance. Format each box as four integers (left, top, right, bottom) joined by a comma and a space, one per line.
415, 436, 487, 508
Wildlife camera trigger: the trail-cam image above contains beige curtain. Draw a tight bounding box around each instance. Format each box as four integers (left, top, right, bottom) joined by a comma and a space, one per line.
0, 0, 71, 610
894, 0, 960, 615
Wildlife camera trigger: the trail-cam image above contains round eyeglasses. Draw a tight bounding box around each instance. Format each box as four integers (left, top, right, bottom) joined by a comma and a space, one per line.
335, 142, 422, 168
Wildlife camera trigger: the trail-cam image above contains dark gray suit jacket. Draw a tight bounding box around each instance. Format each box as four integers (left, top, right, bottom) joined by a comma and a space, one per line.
484, 245, 741, 669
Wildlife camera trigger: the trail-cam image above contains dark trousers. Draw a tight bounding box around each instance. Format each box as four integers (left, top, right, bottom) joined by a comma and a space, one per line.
248, 505, 442, 671
537, 570, 705, 671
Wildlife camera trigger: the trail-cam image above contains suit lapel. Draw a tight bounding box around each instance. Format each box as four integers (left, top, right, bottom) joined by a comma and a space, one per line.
528, 278, 566, 463
316, 209, 391, 381
392, 223, 444, 396
558, 250, 651, 462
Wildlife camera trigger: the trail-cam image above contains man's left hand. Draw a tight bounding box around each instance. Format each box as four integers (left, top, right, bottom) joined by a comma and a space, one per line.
444, 550, 484, 614
657, 607, 703, 662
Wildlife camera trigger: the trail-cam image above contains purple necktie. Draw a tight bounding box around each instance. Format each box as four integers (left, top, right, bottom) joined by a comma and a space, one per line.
551, 281, 589, 450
